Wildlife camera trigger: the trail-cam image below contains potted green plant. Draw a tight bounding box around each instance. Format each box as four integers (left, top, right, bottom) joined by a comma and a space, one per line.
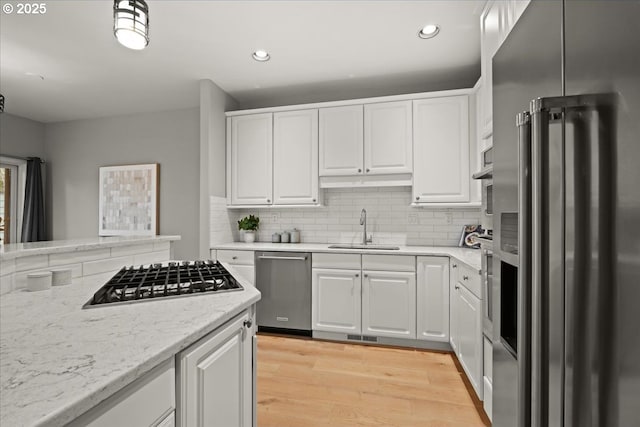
237, 215, 260, 243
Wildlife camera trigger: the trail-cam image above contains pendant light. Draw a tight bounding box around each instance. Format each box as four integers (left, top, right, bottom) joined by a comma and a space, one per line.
113, 0, 149, 50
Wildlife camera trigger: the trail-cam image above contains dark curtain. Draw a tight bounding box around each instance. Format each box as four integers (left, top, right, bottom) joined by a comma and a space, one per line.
21, 157, 46, 242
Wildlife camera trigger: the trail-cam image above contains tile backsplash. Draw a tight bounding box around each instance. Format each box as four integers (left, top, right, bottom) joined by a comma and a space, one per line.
212, 188, 481, 247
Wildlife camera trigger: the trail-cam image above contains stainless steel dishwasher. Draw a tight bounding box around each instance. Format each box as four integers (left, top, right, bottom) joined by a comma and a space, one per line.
255, 251, 312, 335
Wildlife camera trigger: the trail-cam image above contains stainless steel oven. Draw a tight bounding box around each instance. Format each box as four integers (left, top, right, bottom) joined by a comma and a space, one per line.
473, 146, 494, 221
482, 179, 494, 217
480, 241, 494, 341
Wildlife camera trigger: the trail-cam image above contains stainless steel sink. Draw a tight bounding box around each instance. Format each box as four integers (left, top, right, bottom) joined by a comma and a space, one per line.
328, 244, 400, 250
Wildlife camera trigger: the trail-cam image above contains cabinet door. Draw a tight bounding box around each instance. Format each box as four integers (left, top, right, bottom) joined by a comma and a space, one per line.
480, 0, 508, 137
319, 105, 363, 176
230, 113, 273, 205
178, 312, 253, 427
364, 101, 413, 175
230, 265, 255, 287
312, 268, 361, 334
416, 256, 450, 342
273, 109, 319, 205
413, 96, 470, 203
362, 270, 416, 339
456, 283, 483, 398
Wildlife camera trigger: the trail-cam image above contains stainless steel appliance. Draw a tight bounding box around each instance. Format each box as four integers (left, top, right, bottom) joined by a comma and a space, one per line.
83, 260, 243, 308
255, 251, 312, 334
473, 146, 494, 230
492, 1, 640, 426
480, 239, 494, 341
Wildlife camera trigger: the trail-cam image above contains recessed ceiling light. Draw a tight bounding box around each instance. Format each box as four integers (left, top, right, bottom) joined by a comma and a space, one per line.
418, 24, 440, 39
252, 50, 270, 62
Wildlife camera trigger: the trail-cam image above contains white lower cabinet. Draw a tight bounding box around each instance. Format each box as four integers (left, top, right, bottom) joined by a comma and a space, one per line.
362, 270, 416, 339
483, 335, 493, 420
451, 274, 483, 399
67, 359, 175, 427
177, 311, 254, 427
214, 250, 255, 287
157, 411, 175, 427
416, 256, 450, 342
312, 268, 362, 334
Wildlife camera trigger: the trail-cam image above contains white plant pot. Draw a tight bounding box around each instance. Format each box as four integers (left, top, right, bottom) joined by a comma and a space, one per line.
243, 230, 256, 243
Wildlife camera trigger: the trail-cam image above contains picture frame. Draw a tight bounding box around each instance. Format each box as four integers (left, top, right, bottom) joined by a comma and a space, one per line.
98, 163, 159, 236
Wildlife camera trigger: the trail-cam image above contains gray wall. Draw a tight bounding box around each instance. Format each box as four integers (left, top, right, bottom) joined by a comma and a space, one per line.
0, 113, 46, 159
45, 108, 200, 259
199, 80, 238, 257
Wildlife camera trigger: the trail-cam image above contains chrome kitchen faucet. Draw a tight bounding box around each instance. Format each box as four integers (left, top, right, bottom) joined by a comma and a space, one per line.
360, 208, 373, 245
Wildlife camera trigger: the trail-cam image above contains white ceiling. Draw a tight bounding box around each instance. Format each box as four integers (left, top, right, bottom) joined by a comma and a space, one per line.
0, 0, 484, 123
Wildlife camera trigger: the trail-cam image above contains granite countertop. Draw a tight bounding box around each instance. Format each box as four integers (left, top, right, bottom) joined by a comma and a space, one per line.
213, 242, 482, 272
0, 235, 182, 261
0, 263, 260, 427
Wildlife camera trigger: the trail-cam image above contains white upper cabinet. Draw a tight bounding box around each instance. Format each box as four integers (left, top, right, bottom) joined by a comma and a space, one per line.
364, 101, 413, 175
416, 256, 450, 342
229, 113, 273, 205
413, 96, 470, 203
480, 0, 531, 138
273, 109, 319, 205
319, 105, 364, 176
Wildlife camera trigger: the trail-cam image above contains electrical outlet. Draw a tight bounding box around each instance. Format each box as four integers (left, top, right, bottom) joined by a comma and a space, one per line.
445, 212, 453, 225
408, 213, 419, 225
270, 213, 280, 223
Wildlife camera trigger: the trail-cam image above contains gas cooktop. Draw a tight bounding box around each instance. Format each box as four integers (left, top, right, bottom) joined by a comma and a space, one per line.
83, 260, 243, 308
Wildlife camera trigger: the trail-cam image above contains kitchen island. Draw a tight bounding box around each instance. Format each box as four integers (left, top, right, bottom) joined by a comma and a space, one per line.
0, 236, 180, 295
0, 262, 260, 427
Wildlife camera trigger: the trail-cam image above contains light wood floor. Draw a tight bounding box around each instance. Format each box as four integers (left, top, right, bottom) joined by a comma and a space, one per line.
257, 335, 491, 427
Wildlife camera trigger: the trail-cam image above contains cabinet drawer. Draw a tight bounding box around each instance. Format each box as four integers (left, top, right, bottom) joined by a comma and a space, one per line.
362, 255, 415, 272
313, 253, 361, 269
458, 263, 481, 299
216, 250, 255, 266
68, 359, 175, 427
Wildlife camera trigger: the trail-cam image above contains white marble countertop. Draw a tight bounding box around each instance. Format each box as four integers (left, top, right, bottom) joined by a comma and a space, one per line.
0, 236, 181, 261
0, 263, 260, 427
213, 242, 482, 272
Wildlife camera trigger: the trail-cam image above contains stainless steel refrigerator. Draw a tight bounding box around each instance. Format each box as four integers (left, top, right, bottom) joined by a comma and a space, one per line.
492, 1, 640, 426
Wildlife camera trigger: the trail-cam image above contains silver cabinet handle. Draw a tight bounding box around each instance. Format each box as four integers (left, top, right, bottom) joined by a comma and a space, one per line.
455, 285, 460, 290
366, 168, 370, 173
452, 264, 457, 268
463, 275, 469, 281
312, 199, 316, 203
364, 274, 368, 278
358, 168, 362, 173
355, 273, 359, 278
232, 256, 237, 260
243, 319, 253, 328
257, 255, 307, 261
416, 196, 420, 200
266, 199, 271, 203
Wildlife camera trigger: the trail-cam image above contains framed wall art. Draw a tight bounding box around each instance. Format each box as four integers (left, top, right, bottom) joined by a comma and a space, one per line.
98, 163, 159, 236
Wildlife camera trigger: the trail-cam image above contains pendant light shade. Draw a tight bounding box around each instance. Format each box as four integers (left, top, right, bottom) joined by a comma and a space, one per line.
113, 0, 149, 50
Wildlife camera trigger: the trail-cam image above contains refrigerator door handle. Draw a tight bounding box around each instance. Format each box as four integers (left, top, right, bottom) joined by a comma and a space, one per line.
530, 102, 550, 427
529, 93, 617, 427
516, 111, 532, 427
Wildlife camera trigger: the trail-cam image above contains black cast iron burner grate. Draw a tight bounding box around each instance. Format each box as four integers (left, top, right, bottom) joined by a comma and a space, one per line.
83, 260, 243, 308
